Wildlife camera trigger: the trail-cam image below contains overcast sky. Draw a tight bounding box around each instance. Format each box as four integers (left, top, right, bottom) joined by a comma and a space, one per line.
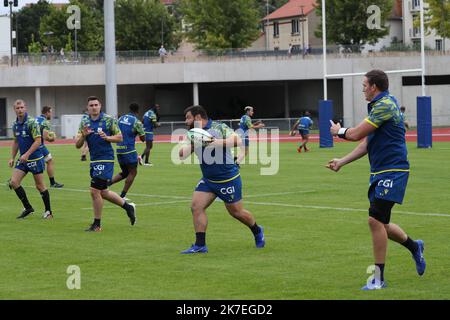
0, 0, 69, 15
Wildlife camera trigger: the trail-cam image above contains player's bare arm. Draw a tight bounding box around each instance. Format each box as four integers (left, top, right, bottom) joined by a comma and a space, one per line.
179, 140, 194, 160
19, 136, 41, 163
100, 131, 123, 143
326, 138, 368, 172
9, 140, 19, 168
330, 119, 376, 141
210, 133, 242, 148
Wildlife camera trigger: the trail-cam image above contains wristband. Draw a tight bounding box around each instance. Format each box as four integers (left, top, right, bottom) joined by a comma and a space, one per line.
338, 127, 349, 139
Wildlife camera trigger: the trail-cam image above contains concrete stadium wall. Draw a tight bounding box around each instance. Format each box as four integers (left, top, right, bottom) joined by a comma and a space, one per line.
1, 54, 449, 136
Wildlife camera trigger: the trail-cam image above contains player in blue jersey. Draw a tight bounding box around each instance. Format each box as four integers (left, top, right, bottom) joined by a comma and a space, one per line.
179, 105, 265, 254
75, 96, 136, 232
109, 103, 145, 200
235, 106, 265, 165
8, 100, 53, 219
141, 104, 160, 166
36, 106, 64, 188
290, 111, 313, 152
327, 70, 426, 290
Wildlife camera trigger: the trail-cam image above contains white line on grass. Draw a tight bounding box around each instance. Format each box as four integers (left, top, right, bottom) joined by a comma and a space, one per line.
246, 201, 450, 218
245, 190, 316, 198
23, 186, 450, 218
81, 200, 188, 210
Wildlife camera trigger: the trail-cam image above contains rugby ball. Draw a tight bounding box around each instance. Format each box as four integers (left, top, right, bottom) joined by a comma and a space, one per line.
187, 128, 213, 146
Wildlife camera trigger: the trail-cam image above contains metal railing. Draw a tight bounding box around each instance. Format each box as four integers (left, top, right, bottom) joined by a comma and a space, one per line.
3, 115, 450, 140
1, 46, 448, 66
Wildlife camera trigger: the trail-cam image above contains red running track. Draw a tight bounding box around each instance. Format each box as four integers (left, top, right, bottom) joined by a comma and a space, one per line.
1, 128, 450, 147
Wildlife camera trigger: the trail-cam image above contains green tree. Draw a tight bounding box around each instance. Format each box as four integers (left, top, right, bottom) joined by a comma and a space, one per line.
39, 0, 104, 52
315, 0, 393, 51
27, 34, 42, 54
424, 0, 450, 50
180, 0, 260, 50
115, 0, 181, 51
16, 0, 52, 52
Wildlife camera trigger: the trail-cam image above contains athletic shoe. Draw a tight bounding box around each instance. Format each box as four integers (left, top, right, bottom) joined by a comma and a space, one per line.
125, 202, 136, 226
297, 147, 302, 153
304, 147, 310, 152
412, 240, 426, 276
143, 162, 153, 167
361, 279, 387, 291
138, 155, 143, 166
81, 155, 87, 161
50, 182, 64, 188
42, 211, 53, 219
254, 226, 265, 248
180, 244, 208, 254
85, 224, 102, 232
122, 196, 131, 202
16, 208, 34, 219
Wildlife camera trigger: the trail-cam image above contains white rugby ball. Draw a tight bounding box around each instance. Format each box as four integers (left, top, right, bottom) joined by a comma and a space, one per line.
187, 128, 213, 146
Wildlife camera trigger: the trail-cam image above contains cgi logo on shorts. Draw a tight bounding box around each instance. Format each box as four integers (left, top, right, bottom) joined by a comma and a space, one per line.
220, 186, 235, 195
66, 265, 81, 290
93, 164, 105, 172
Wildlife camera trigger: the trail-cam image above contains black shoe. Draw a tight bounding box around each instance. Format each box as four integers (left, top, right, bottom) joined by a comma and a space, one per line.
85, 224, 102, 232
81, 155, 87, 161
125, 203, 136, 226
50, 182, 64, 188
17, 208, 34, 219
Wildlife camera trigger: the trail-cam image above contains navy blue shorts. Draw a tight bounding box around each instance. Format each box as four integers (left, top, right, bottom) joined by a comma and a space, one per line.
117, 152, 138, 166
15, 157, 45, 175
195, 176, 242, 204
368, 171, 409, 204
299, 129, 310, 136
145, 133, 154, 141
90, 162, 114, 181
40, 145, 50, 158
243, 136, 249, 147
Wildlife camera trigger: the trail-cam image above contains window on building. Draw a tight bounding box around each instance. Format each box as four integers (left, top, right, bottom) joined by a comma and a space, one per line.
291, 19, 300, 34
436, 39, 442, 51
273, 22, 279, 38
413, 0, 420, 9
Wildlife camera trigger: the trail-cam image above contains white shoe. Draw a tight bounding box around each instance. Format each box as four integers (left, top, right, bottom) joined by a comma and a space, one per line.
143, 163, 153, 167
138, 156, 143, 166
122, 196, 131, 201
42, 211, 53, 219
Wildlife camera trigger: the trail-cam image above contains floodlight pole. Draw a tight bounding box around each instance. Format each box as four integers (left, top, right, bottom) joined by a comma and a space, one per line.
9, 1, 13, 67
420, 0, 426, 96
104, 0, 118, 118
322, 0, 327, 100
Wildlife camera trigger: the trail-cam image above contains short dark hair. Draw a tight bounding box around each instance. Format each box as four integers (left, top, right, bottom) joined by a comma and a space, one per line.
400, 106, 406, 112
42, 106, 52, 114
184, 105, 208, 119
365, 69, 389, 92
129, 102, 139, 113
304, 110, 311, 116
87, 96, 100, 103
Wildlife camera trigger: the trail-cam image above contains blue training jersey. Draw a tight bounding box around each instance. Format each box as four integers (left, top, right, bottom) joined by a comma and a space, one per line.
239, 115, 253, 132
36, 115, 51, 147
78, 112, 121, 162
194, 119, 240, 182
365, 91, 410, 174
143, 109, 157, 134
12, 113, 43, 160
116, 113, 145, 155
298, 116, 313, 130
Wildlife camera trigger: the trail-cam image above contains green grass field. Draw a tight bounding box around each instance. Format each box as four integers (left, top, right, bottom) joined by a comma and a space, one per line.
1, 141, 449, 300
